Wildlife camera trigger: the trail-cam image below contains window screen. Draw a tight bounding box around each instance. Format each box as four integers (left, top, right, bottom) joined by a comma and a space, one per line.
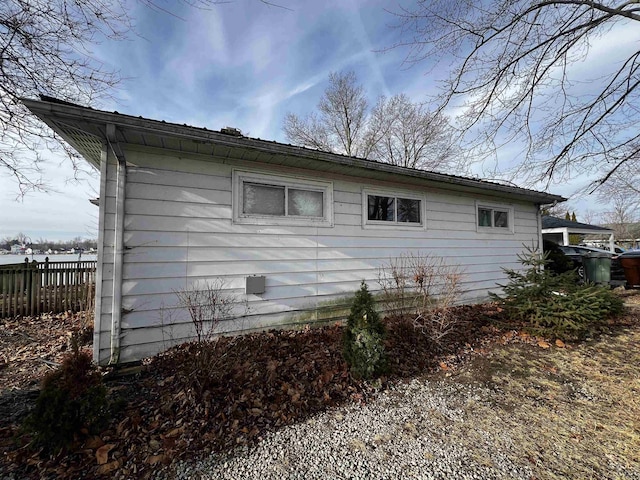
243, 183, 285, 216
288, 189, 323, 217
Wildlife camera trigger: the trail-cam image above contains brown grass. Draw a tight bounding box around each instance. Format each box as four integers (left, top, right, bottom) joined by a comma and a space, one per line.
434, 310, 640, 479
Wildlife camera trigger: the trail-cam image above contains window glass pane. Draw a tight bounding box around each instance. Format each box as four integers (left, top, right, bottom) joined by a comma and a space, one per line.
494, 210, 509, 228
397, 198, 421, 223
368, 195, 395, 221
243, 183, 285, 215
478, 208, 492, 227
288, 189, 323, 217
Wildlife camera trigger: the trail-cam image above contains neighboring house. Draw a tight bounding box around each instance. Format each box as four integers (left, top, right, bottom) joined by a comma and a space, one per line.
23, 97, 564, 365
10, 244, 24, 255
541, 216, 615, 251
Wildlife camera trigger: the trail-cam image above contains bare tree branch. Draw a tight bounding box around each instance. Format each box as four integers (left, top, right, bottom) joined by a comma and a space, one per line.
0, 0, 264, 196
283, 71, 459, 172
387, 0, 640, 198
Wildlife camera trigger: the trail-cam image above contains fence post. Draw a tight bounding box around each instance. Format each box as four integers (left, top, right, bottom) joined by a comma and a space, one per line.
30, 260, 38, 316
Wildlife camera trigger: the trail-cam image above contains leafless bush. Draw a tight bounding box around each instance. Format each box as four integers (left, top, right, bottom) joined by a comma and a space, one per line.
378, 253, 465, 346
175, 279, 241, 343
171, 279, 249, 398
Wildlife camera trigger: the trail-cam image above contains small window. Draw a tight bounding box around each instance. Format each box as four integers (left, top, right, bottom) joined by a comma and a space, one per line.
477, 204, 511, 230
233, 170, 333, 226
363, 190, 424, 227
242, 182, 323, 218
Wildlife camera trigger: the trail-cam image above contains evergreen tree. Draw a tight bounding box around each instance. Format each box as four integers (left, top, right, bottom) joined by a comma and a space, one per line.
343, 281, 387, 379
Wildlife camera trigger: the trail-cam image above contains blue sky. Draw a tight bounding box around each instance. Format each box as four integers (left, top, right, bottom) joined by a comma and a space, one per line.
1, 0, 637, 241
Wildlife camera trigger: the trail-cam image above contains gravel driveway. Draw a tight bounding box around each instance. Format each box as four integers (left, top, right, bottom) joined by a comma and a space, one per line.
158, 378, 535, 480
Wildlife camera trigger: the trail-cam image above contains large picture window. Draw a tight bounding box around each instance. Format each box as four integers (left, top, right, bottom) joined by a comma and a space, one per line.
363, 190, 424, 228
233, 170, 333, 226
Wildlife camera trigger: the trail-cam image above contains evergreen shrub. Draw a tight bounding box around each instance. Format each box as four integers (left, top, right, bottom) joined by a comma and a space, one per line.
491, 245, 624, 339
24, 341, 110, 453
343, 281, 387, 379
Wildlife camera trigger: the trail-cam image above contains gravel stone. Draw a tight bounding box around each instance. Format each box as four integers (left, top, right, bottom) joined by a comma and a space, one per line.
155, 378, 537, 480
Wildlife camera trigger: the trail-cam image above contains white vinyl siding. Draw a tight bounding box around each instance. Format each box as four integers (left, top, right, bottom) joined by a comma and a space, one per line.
95, 145, 541, 364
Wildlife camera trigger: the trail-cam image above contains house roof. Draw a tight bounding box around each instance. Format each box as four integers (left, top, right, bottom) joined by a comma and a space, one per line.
22, 96, 565, 204
541, 216, 612, 232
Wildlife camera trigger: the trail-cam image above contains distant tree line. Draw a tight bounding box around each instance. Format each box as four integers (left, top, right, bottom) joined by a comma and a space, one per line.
0, 233, 97, 252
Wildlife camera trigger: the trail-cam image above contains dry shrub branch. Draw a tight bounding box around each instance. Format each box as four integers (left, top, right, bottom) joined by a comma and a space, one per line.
173, 279, 249, 399
378, 253, 465, 347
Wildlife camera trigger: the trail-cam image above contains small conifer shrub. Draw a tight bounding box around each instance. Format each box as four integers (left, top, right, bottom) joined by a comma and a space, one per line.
24, 340, 110, 453
343, 281, 387, 379
491, 245, 624, 339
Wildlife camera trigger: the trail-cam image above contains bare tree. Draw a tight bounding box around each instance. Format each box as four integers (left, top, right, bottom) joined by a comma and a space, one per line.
541, 202, 571, 218
284, 71, 458, 171
284, 71, 369, 158
389, 0, 640, 193
597, 160, 640, 208
366, 94, 457, 170
0, 0, 254, 196
600, 193, 639, 241
582, 209, 600, 226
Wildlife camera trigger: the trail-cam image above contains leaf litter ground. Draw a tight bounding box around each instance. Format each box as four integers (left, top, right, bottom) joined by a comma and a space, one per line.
1, 294, 639, 479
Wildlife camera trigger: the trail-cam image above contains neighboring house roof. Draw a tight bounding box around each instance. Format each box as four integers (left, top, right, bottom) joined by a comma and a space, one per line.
21, 96, 565, 204
541, 216, 613, 232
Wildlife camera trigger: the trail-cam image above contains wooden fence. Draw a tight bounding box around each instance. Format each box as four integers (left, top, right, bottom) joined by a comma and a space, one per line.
0, 258, 97, 318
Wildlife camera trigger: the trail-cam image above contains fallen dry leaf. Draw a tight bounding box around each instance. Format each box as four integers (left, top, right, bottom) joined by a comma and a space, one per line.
95, 443, 115, 465
146, 454, 166, 465
165, 426, 184, 438
555, 339, 566, 348
538, 340, 550, 349
84, 436, 104, 450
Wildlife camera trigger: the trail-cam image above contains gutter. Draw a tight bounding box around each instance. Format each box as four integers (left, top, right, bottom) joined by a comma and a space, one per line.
107, 124, 126, 364
19, 97, 565, 205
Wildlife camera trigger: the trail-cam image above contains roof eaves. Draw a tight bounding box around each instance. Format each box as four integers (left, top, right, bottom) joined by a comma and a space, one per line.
21, 97, 566, 204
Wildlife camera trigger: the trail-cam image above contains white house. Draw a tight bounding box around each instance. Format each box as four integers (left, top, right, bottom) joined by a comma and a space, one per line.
23, 97, 564, 365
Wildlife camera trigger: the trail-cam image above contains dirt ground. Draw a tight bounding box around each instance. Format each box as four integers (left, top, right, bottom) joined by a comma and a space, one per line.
0, 292, 639, 479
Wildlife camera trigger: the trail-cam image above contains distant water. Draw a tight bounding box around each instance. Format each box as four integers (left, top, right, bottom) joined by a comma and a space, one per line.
0, 254, 97, 265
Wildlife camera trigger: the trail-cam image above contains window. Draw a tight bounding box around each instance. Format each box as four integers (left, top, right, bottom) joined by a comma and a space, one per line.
476, 203, 513, 231
363, 190, 424, 228
233, 170, 333, 226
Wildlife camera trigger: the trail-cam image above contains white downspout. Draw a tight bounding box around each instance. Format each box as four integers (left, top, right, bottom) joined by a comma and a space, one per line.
562, 229, 570, 246
93, 143, 109, 363
107, 124, 126, 364
536, 206, 543, 250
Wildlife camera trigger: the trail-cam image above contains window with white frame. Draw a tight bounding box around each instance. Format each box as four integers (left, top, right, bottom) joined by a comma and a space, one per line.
233, 170, 333, 226
363, 190, 424, 227
476, 204, 512, 230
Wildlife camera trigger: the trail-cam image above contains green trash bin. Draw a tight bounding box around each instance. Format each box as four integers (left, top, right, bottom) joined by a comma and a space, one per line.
582, 252, 611, 285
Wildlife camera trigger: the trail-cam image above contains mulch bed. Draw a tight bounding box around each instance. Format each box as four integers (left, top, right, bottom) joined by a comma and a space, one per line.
1, 300, 636, 479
